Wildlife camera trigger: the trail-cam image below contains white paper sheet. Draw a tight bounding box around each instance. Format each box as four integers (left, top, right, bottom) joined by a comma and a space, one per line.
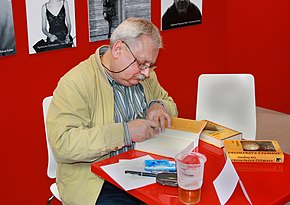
101, 155, 156, 191
213, 157, 252, 205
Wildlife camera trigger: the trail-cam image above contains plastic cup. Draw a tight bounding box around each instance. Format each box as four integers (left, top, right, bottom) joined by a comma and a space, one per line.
175, 152, 207, 204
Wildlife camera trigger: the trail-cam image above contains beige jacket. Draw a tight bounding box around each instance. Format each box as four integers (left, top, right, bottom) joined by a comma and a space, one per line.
47, 46, 178, 205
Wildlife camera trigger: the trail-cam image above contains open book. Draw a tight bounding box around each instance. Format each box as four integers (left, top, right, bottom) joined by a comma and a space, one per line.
135, 118, 207, 158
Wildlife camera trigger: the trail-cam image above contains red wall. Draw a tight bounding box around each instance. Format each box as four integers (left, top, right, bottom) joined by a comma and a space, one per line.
225, 0, 290, 114
0, 1, 289, 204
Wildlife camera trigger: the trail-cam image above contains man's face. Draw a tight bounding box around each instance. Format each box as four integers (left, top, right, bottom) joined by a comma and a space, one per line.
174, 0, 190, 16
113, 36, 159, 87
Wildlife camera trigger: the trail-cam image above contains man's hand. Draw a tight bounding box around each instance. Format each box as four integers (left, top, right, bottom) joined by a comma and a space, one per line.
127, 119, 159, 142
146, 102, 171, 132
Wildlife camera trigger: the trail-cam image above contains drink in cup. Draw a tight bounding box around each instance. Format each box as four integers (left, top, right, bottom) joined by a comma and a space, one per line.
175, 152, 207, 204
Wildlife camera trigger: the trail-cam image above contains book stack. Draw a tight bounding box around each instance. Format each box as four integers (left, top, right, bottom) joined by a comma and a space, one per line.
224, 140, 284, 163
199, 120, 242, 148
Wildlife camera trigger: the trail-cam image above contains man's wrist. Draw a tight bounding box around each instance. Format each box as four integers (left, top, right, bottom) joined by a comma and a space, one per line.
149, 100, 165, 108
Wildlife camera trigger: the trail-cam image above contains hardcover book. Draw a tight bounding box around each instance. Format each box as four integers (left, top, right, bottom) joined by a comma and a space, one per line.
224, 140, 284, 163
200, 120, 242, 148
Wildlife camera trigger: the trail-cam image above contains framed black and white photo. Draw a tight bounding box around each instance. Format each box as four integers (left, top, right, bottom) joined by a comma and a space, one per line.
88, 0, 151, 42
26, 0, 77, 54
161, 0, 202, 31
0, 0, 16, 57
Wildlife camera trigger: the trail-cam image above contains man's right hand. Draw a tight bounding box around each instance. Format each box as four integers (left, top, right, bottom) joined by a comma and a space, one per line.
127, 119, 159, 142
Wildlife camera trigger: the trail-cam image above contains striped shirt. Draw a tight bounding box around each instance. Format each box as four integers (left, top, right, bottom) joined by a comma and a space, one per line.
99, 47, 161, 156
105, 71, 148, 156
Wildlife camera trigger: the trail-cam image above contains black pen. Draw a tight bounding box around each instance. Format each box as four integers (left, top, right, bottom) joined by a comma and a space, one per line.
125, 170, 156, 177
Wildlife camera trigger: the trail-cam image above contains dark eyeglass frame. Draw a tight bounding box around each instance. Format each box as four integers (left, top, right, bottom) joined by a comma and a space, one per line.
122, 41, 157, 71
101, 41, 157, 74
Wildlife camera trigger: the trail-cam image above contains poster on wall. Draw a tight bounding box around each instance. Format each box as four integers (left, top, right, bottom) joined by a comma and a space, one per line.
0, 0, 16, 57
161, 0, 202, 31
88, 0, 151, 42
25, 0, 77, 54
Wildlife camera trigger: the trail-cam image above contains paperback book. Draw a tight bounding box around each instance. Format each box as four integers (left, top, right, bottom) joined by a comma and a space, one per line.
224, 140, 284, 163
200, 120, 242, 148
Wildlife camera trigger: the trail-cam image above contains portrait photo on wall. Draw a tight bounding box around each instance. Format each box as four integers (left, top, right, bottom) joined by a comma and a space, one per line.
0, 0, 16, 57
161, 0, 202, 31
25, 0, 77, 54
88, 0, 151, 42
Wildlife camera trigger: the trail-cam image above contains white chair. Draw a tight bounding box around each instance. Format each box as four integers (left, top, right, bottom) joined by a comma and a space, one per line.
196, 74, 256, 140
42, 96, 62, 204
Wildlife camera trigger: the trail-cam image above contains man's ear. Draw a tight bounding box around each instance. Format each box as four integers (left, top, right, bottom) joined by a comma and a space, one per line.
111, 40, 123, 58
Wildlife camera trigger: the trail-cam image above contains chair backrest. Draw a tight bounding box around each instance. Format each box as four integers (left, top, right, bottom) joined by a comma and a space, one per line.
42, 96, 57, 178
196, 74, 256, 140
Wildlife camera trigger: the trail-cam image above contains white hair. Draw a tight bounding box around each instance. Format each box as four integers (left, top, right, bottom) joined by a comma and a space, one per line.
110, 17, 163, 49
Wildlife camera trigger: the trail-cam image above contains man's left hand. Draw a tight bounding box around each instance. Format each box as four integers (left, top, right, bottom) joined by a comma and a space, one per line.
146, 102, 171, 133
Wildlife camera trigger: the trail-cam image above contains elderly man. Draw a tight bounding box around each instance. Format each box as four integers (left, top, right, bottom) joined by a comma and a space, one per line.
47, 17, 178, 205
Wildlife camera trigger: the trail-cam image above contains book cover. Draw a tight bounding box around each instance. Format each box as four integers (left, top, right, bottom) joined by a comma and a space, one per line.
224, 140, 284, 163
233, 162, 284, 172
200, 120, 242, 148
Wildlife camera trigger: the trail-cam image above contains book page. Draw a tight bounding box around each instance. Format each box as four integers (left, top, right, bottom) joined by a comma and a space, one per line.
170, 117, 207, 133
135, 119, 206, 158
135, 129, 198, 158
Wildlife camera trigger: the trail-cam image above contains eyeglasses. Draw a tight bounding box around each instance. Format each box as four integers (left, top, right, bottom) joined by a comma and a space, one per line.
101, 41, 157, 74
122, 41, 157, 71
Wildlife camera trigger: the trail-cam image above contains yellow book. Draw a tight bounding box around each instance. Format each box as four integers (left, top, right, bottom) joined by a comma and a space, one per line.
224, 140, 284, 163
199, 120, 242, 148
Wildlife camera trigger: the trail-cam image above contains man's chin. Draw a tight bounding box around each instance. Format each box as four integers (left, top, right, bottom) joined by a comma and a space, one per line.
126, 75, 145, 86
137, 74, 146, 80
126, 79, 139, 86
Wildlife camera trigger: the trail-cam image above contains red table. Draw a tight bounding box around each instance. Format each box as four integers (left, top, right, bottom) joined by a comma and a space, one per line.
91, 141, 290, 205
